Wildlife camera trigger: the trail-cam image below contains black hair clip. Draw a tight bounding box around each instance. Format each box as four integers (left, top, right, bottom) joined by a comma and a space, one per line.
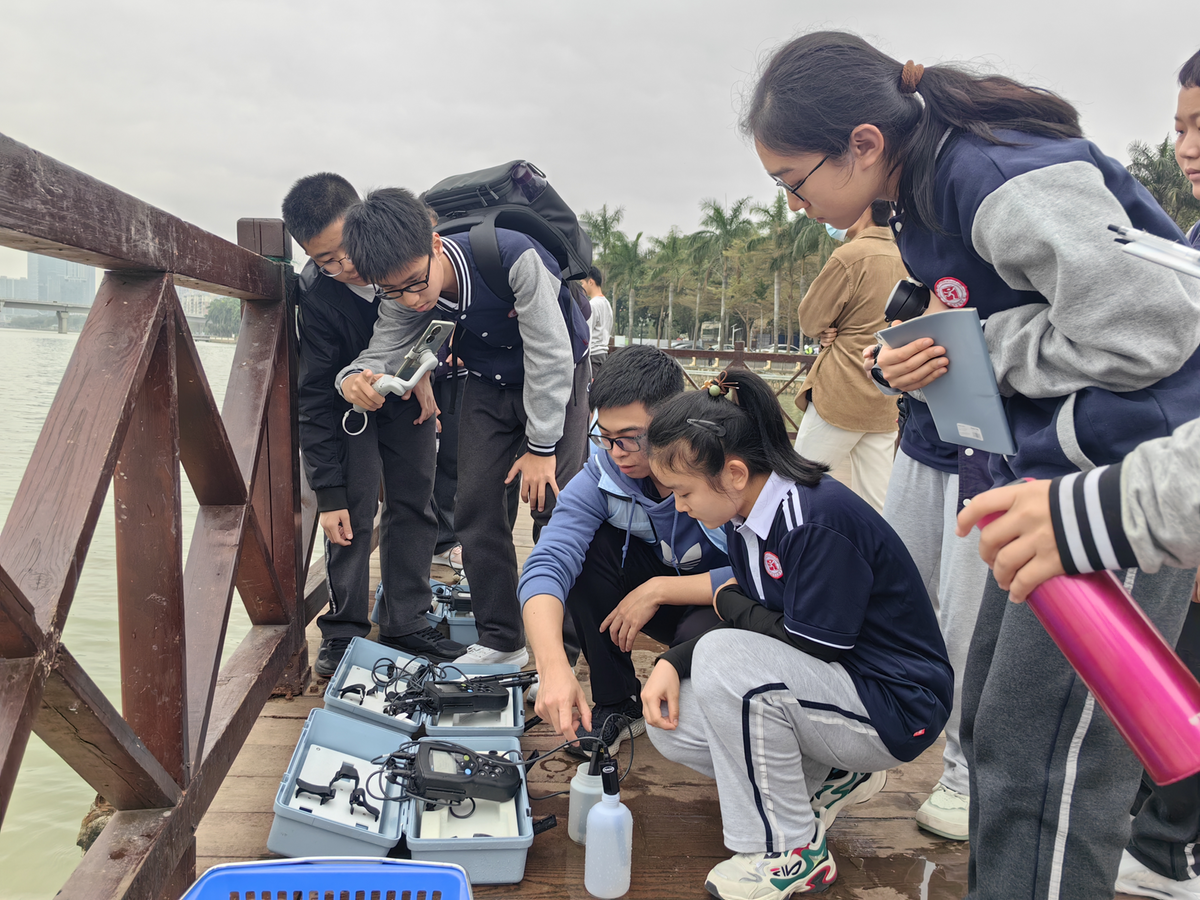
686, 418, 727, 436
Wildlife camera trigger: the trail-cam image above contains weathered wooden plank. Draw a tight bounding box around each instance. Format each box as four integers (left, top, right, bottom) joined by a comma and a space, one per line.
173, 304, 245, 506
221, 300, 282, 485
235, 218, 292, 261
181, 504, 244, 770
0, 564, 41, 658
0, 132, 282, 301
0, 657, 45, 828
56, 623, 300, 900
34, 646, 180, 810
265, 296, 301, 610
237, 504, 289, 627
114, 321, 189, 786
0, 273, 168, 635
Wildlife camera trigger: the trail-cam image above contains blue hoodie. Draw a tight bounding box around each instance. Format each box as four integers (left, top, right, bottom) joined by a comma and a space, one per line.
517, 451, 733, 606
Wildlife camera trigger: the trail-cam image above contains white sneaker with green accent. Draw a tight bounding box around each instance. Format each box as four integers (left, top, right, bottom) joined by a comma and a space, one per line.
809, 769, 887, 829
1116, 849, 1200, 900
915, 782, 969, 841
704, 820, 837, 899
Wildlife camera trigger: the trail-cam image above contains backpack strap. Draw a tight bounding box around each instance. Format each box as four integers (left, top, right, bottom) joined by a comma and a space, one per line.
468, 215, 516, 303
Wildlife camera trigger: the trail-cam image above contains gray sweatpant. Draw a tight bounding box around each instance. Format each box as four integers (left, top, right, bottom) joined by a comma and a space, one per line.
647, 629, 901, 853
883, 450, 989, 795
962, 564, 1197, 900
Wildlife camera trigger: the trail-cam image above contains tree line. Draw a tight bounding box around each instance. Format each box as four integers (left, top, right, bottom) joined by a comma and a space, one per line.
584, 135, 1200, 352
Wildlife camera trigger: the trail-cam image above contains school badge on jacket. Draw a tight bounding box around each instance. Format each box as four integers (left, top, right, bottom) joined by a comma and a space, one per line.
763, 551, 784, 579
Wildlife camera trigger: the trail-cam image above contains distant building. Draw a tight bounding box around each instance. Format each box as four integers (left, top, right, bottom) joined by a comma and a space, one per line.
0, 275, 36, 301
27, 253, 96, 305
176, 287, 214, 318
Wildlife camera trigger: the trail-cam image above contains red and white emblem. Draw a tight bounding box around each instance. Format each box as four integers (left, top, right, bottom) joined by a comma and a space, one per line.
763, 552, 784, 580
933, 276, 969, 308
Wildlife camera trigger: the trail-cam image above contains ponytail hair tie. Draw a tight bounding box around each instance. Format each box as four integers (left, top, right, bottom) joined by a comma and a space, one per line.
900, 60, 925, 94
702, 371, 737, 398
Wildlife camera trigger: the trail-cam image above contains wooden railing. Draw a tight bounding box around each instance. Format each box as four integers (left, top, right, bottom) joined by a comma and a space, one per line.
0, 132, 318, 899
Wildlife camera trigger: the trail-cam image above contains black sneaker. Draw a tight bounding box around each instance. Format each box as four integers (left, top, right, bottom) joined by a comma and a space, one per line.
315, 636, 353, 678
380, 626, 465, 663
567, 695, 646, 758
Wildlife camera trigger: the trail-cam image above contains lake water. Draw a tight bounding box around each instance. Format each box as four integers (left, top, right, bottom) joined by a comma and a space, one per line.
0, 326, 250, 899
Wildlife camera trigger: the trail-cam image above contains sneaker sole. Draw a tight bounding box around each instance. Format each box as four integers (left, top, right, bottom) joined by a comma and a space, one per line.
705, 856, 837, 898
914, 814, 969, 842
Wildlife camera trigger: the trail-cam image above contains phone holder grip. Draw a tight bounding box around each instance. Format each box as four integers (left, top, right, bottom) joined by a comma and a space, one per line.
341, 349, 441, 436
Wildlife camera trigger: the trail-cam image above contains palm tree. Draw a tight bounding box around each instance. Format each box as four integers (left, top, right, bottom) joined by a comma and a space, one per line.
648, 228, 690, 346
580, 204, 626, 281
607, 231, 646, 341
694, 197, 755, 348
748, 191, 794, 349
1128, 137, 1200, 230
685, 231, 719, 345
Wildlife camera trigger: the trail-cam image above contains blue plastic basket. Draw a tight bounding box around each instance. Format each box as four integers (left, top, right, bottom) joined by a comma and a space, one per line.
182, 857, 472, 899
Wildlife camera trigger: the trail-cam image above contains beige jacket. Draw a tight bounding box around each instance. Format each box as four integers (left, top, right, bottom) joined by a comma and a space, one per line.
798, 225, 904, 434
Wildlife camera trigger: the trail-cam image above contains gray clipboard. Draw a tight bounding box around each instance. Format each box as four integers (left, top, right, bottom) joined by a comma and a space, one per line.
878, 309, 1016, 455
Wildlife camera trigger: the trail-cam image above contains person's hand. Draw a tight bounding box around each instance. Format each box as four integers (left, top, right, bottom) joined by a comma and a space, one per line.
600, 580, 663, 652
956, 479, 1062, 602
1192, 572, 1199, 604
404, 371, 438, 425
341, 369, 387, 411
642, 660, 681, 730
320, 509, 353, 546
819, 327, 838, 348
877, 322, 949, 392
533, 659, 592, 739
507, 452, 559, 512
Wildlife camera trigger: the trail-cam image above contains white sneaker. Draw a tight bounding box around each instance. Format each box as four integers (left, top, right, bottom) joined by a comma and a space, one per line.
431, 544, 463, 572
915, 782, 969, 841
452, 643, 530, 668
810, 769, 887, 829
525, 679, 539, 706
1116, 849, 1200, 900
705, 819, 836, 899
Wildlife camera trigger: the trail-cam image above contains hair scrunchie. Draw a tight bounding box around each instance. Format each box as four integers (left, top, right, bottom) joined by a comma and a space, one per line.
900, 60, 925, 94
701, 371, 735, 397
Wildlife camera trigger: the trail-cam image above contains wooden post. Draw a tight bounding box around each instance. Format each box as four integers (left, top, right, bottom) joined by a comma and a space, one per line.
236, 218, 310, 697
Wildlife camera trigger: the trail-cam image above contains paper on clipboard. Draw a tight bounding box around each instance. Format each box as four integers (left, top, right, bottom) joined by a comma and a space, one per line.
878, 308, 1016, 455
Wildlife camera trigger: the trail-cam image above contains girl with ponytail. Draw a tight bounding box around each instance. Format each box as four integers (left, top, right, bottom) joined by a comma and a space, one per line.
641, 368, 951, 898
744, 32, 1200, 900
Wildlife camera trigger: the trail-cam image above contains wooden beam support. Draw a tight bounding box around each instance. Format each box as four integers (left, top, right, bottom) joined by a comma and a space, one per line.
114, 320, 189, 785
173, 304, 245, 506
35, 647, 180, 810
0, 565, 41, 659
0, 657, 45, 828
237, 504, 288, 627
0, 132, 282, 301
55, 624, 300, 900
181, 505, 244, 770
0, 273, 169, 636
220, 299, 282, 485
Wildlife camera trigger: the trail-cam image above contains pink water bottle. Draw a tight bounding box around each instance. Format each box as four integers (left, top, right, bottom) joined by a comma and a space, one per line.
978, 513, 1200, 785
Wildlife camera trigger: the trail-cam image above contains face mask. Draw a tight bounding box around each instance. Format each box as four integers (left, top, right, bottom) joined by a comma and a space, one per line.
825, 224, 848, 242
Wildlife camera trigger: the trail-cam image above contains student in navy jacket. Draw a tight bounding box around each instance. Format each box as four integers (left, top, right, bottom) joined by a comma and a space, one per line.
335, 187, 591, 669
519, 346, 729, 755
642, 368, 950, 899
742, 32, 1200, 900
281, 174, 464, 676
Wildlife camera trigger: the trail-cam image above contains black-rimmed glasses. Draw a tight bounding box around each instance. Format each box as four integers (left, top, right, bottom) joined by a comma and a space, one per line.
772, 154, 831, 203
317, 256, 350, 278
376, 255, 433, 301
589, 432, 648, 453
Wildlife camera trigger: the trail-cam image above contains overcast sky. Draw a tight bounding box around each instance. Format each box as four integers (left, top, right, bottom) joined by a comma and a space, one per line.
1, 0, 1195, 279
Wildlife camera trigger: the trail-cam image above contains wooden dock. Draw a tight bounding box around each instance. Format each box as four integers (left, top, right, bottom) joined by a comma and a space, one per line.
193, 505, 1138, 899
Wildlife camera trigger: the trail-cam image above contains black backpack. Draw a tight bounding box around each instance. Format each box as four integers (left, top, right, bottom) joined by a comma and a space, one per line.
422, 160, 593, 301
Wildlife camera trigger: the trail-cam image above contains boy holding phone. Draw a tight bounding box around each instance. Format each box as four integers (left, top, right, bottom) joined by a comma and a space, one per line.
282, 174, 464, 676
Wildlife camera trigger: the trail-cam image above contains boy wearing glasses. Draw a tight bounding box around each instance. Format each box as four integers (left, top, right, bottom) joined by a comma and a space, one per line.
336, 187, 591, 669
282, 174, 465, 677
518, 346, 730, 754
